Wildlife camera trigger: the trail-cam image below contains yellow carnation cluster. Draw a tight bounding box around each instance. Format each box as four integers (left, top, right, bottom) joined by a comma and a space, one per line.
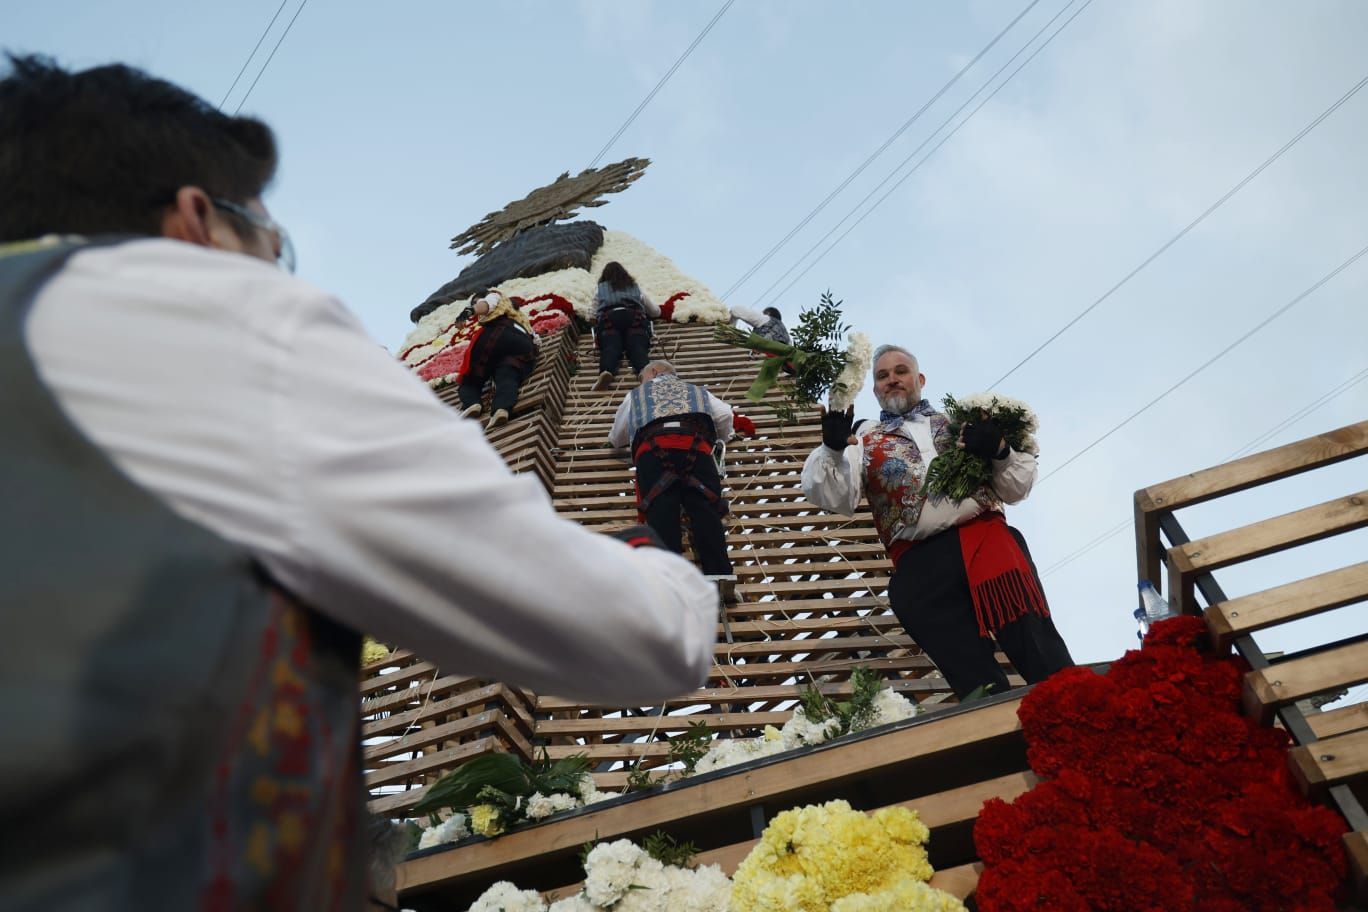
361, 636, 390, 666
730, 800, 962, 912
469, 803, 506, 838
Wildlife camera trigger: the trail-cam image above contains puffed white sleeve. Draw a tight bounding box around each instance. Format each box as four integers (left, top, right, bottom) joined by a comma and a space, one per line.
639, 291, 661, 318
272, 291, 716, 704
608, 395, 633, 450
990, 448, 1038, 504
729, 304, 764, 328
705, 390, 734, 442
800, 427, 866, 516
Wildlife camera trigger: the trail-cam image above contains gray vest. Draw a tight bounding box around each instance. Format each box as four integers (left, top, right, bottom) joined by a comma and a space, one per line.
0, 238, 366, 910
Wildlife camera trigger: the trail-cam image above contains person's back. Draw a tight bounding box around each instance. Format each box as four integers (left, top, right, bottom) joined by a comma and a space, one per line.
1, 55, 717, 910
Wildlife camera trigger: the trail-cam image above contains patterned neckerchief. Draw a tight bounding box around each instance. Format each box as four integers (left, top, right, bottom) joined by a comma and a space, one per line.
878, 398, 936, 433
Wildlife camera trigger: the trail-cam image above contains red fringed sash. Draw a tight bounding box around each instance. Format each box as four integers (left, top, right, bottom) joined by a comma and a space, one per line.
957, 511, 1049, 636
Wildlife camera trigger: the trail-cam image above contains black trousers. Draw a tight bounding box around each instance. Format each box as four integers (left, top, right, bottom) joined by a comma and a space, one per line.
636, 448, 732, 575
887, 523, 1074, 699
597, 308, 651, 376
457, 323, 536, 413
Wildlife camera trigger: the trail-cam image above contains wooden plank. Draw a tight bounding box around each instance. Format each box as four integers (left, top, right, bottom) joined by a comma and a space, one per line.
1206, 562, 1368, 649
1346, 830, 1368, 905
1307, 701, 1368, 740
1287, 727, 1368, 795
1137, 420, 1368, 515
1167, 490, 1368, 613
1242, 639, 1368, 723
397, 697, 1025, 893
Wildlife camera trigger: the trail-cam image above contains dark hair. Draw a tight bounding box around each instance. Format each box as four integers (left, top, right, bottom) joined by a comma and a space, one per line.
763, 306, 782, 320
0, 54, 279, 241
597, 261, 637, 291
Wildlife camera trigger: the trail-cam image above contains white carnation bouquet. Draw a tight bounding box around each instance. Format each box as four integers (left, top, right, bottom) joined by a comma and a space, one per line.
923, 392, 1040, 502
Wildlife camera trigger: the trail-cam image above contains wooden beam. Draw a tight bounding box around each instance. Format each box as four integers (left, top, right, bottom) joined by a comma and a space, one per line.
1242, 640, 1368, 723
397, 698, 1025, 893
1206, 561, 1368, 650
1346, 830, 1368, 906
1287, 728, 1368, 795
1306, 702, 1368, 740
1167, 490, 1368, 614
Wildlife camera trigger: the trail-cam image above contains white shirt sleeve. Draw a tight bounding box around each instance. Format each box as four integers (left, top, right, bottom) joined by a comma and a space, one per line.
991, 448, 1038, 504
800, 425, 867, 516
28, 242, 716, 705
608, 394, 634, 449
705, 390, 734, 442
729, 304, 764, 328
639, 291, 661, 318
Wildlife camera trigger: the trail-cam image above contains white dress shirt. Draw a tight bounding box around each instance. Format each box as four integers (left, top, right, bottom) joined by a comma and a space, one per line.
23, 239, 717, 704
608, 379, 735, 450
801, 413, 1038, 542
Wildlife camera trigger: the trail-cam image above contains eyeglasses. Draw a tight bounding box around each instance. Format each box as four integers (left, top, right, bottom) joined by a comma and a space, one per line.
210, 197, 297, 274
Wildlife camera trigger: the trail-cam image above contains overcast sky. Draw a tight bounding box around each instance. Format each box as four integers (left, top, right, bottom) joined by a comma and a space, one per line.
10, 0, 1366, 675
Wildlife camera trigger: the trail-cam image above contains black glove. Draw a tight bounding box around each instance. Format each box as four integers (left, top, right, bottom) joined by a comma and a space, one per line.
606, 524, 667, 550
821, 406, 856, 452
962, 418, 1007, 460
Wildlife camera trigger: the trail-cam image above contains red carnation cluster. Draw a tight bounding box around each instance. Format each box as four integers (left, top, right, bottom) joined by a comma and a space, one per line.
975, 615, 1347, 911
659, 291, 691, 322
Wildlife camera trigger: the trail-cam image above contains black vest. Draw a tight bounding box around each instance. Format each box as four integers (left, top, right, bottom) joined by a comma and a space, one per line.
0, 239, 366, 910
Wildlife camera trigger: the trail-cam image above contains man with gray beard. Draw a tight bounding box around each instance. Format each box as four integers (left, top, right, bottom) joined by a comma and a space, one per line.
800, 345, 1073, 699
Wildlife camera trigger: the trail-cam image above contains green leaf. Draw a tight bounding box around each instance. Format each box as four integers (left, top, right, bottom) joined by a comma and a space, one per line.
413, 752, 530, 814
745, 354, 788, 403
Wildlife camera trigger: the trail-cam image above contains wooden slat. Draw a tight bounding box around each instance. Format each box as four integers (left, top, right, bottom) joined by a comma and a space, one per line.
398, 697, 1025, 893
1307, 701, 1368, 740
1242, 639, 1368, 723
1346, 830, 1368, 905
1166, 490, 1368, 614
1206, 562, 1368, 649
1288, 727, 1368, 794
1135, 420, 1367, 600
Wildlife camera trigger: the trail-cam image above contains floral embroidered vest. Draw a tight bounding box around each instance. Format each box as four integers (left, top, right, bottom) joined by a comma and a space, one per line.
860, 415, 999, 548
626, 374, 714, 445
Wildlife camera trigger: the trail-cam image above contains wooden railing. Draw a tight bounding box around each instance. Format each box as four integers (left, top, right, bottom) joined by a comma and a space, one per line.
1133, 419, 1368, 899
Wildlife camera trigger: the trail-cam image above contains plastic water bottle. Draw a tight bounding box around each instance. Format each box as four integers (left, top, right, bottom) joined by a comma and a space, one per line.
1138, 580, 1173, 624
1132, 604, 1149, 640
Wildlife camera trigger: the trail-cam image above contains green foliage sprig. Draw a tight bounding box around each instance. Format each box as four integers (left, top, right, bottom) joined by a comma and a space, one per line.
797, 666, 886, 735
715, 290, 852, 424
414, 749, 593, 828
922, 394, 1039, 502
642, 830, 699, 868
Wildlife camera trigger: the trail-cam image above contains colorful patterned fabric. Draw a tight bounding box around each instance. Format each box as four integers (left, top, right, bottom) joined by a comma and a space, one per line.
860, 414, 999, 550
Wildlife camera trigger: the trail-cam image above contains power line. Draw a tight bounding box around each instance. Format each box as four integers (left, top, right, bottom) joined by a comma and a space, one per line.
719, 0, 1044, 301
1041, 362, 1368, 577
218, 0, 291, 110
1037, 240, 1368, 486
1229, 365, 1368, 458
233, 0, 313, 116
587, 0, 735, 169
990, 72, 1368, 388
754, 0, 1092, 311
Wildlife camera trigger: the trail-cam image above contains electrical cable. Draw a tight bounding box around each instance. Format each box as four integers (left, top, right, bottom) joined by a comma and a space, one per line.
1037, 241, 1368, 486
754, 0, 1092, 311
588, 0, 735, 169
719, 0, 1044, 301
990, 72, 1368, 388
233, 0, 313, 115
218, 0, 291, 110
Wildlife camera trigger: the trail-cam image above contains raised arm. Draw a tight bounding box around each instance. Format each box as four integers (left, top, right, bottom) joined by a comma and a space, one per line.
800, 409, 866, 516
278, 293, 714, 704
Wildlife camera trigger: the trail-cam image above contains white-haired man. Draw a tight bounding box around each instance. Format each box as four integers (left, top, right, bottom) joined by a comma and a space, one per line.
801, 345, 1073, 698
610, 360, 736, 586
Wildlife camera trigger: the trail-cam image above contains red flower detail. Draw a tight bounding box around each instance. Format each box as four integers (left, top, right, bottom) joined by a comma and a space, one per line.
976, 611, 1349, 910
733, 414, 757, 437
660, 291, 690, 322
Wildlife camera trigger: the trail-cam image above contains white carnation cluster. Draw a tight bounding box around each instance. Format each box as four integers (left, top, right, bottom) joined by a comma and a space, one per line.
417, 812, 470, 849
465, 839, 731, 912
954, 391, 1040, 454
525, 791, 581, 820
396, 230, 730, 372
828, 331, 873, 412
692, 687, 918, 776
